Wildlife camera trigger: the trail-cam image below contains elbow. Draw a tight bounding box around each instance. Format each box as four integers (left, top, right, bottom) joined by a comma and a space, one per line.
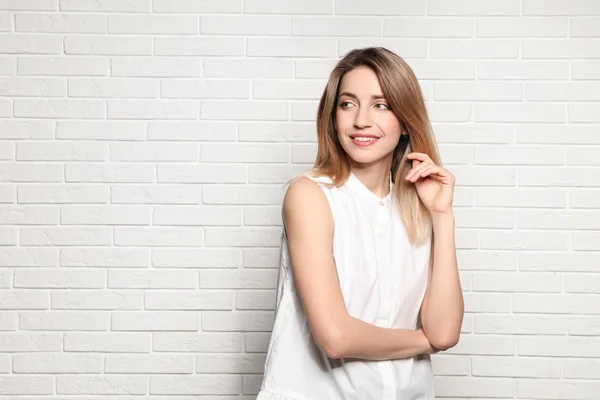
429, 332, 460, 351
315, 328, 349, 359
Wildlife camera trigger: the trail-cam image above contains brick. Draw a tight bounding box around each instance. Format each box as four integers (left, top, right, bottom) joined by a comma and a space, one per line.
199, 270, 277, 289
153, 332, 242, 352
204, 58, 292, 78
65, 35, 152, 55
431, 39, 518, 58
14, 99, 105, 119
18, 56, 108, 76
105, 354, 193, 373
155, 37, 244, 56
339, 38, 427, 58
473, 356, 560, 378
475, 187, 566, 208
108, 269, 196, 289
0, 35, 62, 54
65, 163, 154, 183
202, 15, 289, 35
0, 77, 66, 97
202, 311, 274, 332
61, 205, 150, 225
69, 77, 158, 98
253, 79, 324, 100
0, 332, 61, 351
60, 0, 150, 12
385, 18, 472, 38
145, 291, 233, 310
152, 248, 240, 269
463, 293, 511, 313
475, 103, 566, 123
16, 13, 106, 33
527, 82, 600, 101
60, 248, 148, 267
51, 290, 143, 310
246, 0, 331, 14
201, 100, 288, 121
247, 38, 336, 58
0, 120, 53, 139
479, 60, 568, 80
477, 17, 567, 37
153, 206, 241, 226
111, 184, 201, 204
572, 60, 600, 79
202, 185, 284, 205
244, 206, 282, 226
56, 375, 147, 395
236, 290, 276, 310
150, 375, 240, 395
111, 311, 199, 331
14, 268, 105, 288
109, 15, 197, 34
435, 82, 522, 101
0, 376, 53, 395
19, 311, 109, 330
17, 141, 108, 161
153, 0, 242, 13
430, 0, 519, 15
107, 100, 198, 119
0, 290, 49, 309
201, 144, 288, 163
522, 39, 600, 59
64, 332, 150, 352
514, 294, 600, 314
0, 205, 59, 224
20, 227, 112, 246
196, 354, 265, 373
0, 248, 56, 267
110, 142, 198, 161
434, 376, 515, 398
523, 0, 600, 16
111, 57, 203, 77
476, 314, 567, 335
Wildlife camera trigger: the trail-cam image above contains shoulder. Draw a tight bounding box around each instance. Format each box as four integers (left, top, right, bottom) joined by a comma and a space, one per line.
283, 176, 333, 229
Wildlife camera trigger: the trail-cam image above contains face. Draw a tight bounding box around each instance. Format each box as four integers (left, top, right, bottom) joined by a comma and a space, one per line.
335, 66, 402, 169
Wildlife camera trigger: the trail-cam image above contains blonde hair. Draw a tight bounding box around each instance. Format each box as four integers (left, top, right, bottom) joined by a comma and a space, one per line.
287, 47, 442, 246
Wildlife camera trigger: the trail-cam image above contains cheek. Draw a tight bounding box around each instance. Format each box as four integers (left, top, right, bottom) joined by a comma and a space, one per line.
380, 115, 402, 137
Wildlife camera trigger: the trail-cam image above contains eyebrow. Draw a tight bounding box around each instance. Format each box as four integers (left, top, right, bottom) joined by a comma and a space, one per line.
338, 92, 387, 101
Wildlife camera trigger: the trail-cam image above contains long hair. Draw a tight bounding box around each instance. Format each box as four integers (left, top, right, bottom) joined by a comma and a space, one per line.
287, 47, 442, 246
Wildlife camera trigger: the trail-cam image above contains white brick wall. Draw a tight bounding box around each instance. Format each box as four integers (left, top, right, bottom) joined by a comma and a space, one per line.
0, 0, 599, 398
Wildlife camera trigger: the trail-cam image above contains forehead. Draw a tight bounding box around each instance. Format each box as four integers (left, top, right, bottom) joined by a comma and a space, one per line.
338, 66, 383, 95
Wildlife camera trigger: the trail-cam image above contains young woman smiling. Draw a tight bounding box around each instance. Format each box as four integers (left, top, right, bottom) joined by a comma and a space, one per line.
258, 47, 464, 400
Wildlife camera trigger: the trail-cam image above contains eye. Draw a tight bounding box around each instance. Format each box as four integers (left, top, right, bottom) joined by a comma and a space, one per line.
339, 101, 354, 109
375, 103, 390, 110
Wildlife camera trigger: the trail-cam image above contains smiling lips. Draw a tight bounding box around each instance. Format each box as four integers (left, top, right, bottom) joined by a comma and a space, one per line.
349, 134, 380, 147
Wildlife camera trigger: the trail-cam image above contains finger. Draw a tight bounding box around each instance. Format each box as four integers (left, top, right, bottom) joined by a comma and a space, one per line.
406, 162, 431, 180
406, 152, 434, 164
410, 164, 434, 182
420, 165, 453, 184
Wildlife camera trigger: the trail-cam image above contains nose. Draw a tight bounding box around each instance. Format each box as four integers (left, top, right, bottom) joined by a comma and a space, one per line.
353, 106, 372, 129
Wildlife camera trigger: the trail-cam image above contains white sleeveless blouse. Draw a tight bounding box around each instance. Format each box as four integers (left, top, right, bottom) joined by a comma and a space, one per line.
258, 171, 434, 400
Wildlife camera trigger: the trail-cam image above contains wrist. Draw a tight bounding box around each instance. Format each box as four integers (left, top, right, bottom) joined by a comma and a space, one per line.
431, 211, 454, 227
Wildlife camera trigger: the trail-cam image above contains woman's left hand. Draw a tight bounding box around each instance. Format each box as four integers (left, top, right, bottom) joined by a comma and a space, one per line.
405, 152, 455, 215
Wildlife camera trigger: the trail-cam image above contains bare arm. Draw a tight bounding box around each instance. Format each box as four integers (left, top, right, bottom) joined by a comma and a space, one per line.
284, 177, 435, 360
419, 212, 464, 350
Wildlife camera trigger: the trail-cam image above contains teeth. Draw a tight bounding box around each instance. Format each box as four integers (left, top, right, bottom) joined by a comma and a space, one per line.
354, 137, 377, 142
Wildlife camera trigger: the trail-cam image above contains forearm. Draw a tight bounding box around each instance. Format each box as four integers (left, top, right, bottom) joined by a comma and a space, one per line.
325, 315, 434, 361
422, 212, 464, 348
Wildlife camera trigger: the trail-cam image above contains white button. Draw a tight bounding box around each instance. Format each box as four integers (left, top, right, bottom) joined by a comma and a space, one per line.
379, 200, 385, 206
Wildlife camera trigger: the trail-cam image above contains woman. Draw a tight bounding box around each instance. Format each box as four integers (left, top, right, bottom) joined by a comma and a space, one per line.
258, 47, 464, 400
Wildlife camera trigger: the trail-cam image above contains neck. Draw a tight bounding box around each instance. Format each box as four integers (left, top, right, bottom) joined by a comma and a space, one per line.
350, 167, 391, 199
